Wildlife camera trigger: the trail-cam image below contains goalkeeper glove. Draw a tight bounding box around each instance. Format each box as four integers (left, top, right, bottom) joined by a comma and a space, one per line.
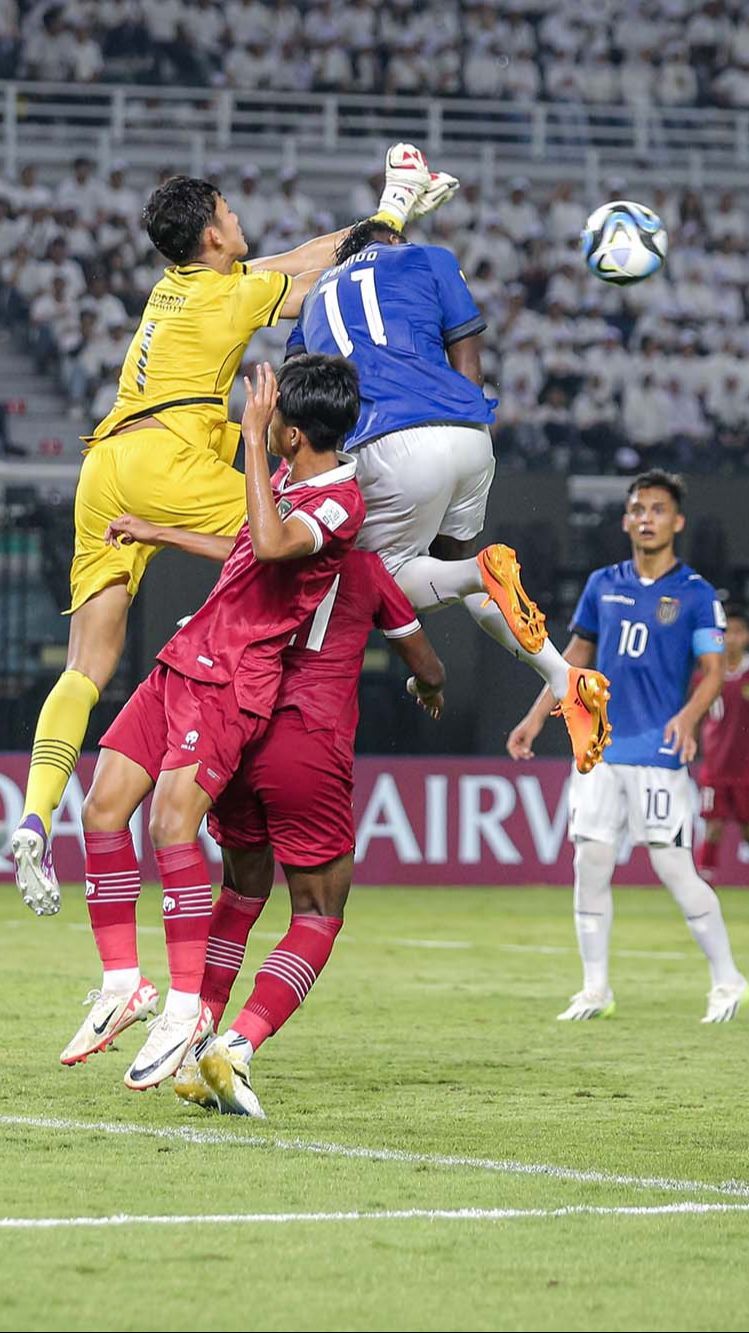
372, 142, 431, 231
411, 170, 460, 218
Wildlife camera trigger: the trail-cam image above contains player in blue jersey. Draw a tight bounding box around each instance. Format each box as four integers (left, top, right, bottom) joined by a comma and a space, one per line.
286, 218, 611, 774
508, 470, 746, 1023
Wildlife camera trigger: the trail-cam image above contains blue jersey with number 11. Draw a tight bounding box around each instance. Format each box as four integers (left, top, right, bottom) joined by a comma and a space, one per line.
286, 241, 496, 449
571, 560, 725, 769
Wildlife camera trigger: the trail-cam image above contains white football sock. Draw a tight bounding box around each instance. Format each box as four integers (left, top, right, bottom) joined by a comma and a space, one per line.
395, 555, 481, 608
102, 966, 140, 995
395, 556, 570, 700
463, 594, 571, 700
649, 844, 744, 988
573, 838, 617, 994
225, 1027, 254, 1062
164, 987, 201, 1019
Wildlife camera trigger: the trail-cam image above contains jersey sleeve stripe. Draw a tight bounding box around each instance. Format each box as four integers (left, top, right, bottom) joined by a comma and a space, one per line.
692, 627, 725, 656
569, 623, 598, 642
443, 314, 487, 346
382, 619, 421, 639
266, 273, 293, 328
292, 509, 323, 554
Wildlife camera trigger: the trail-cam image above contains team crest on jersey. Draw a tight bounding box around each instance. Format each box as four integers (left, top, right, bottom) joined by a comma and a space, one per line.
656, 596, 680, 625
277, 498, 293, 519
742, 683, 749, 701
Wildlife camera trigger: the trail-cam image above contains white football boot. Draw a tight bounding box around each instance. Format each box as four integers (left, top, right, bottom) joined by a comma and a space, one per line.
701, 978, 748, 1023
199, 1037, 265, 1118
173, 1035, 218, 1109
557, 989, 616, 1021
124, 1002, 213, 1091
60, 978, 159, 1065
12, 815, 60, 916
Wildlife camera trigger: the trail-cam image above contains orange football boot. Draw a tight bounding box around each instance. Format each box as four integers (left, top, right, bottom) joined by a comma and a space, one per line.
553, 668, 612, 774
476, 544, 547, 654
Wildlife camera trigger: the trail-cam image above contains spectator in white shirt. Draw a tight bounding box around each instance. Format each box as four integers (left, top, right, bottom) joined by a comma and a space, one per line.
713, 63, 749, 107
547, 181, 584, 239
225, 0, 273, 47
623, 374, 671, 448
504, 55, 541, 100
657, 51, 698, 105
69, 22, 103, 81
14, 163, 51, 213
58, 158, 105, 227
56, 206, 97, 264
580, 51, 620, 103
80, 272, 128, 331
463, 38, 506, 97
190, 0, 225, 64
30, 275, 82, 362
312, 39, 354, 91
99, 161, 141, 229
269, 40, 314, 91
709, 190, 747, 243
224, 39, 273, 89
574, 373, 620, 431
23, 6, 74, 78
271, 0, 302, 48
619, 51, 658, 105
583, 327, 629, 394
496, 178, 542, 244
36, 235, 86, 300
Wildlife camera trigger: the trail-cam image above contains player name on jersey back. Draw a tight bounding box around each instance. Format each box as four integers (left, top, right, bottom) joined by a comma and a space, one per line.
288, 241, 496, 449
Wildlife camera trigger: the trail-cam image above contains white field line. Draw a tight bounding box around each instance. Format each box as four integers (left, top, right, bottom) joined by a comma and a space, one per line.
393, 938, 472, 950
2, 919, 688, 960
3, 1202, 749, 1230
4, 1115, 749, 1201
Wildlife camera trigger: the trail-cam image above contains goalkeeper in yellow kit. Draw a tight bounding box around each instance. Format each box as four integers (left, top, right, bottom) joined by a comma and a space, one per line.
13, 147, 458, 914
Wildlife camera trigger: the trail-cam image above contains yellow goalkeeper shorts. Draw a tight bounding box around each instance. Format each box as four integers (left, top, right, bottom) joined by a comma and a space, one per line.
69, 426, 246, 613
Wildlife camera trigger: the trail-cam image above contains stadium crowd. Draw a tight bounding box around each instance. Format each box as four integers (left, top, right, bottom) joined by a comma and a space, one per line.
3, 0, 749, 105
2, 157, 749, 474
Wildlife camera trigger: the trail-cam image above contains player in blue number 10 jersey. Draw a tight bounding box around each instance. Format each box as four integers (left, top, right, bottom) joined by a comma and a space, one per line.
508, 470, 746, 1023
287, 216, 612, 774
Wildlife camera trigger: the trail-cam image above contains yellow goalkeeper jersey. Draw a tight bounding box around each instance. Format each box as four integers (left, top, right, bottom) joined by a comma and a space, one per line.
86, 261, 291, 460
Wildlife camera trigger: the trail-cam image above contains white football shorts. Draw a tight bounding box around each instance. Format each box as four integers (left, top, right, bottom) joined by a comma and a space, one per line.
568, 761, 694, 850
353, 422, 495, 574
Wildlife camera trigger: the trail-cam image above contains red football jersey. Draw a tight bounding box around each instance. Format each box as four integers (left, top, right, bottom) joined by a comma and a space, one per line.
158, 457, 364, 715
275, 548, 420, 744
700, 653, 749, 784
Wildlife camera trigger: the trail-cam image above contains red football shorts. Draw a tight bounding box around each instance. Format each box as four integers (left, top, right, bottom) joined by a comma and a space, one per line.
700, 780, 749, 825
208, 706, 355, 866
100, 664, 268, 803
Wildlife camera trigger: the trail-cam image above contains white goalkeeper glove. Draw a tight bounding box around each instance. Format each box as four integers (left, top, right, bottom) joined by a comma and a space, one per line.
411, 170, 460, 218
372, 142, 431, 231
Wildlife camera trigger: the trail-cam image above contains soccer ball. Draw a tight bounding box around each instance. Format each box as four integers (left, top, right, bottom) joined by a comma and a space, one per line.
581, 199, 668, 285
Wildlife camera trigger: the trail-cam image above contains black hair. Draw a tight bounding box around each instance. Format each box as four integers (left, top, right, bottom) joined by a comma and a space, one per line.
143, 175, 220, 264
723, 602, 749, 627
276, 354, 360, 453
334, 218, 402, 266
627, 469, 685, 511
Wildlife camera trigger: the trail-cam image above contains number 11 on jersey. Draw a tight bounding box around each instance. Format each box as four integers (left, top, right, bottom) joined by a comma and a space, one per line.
320, 267, 388, 355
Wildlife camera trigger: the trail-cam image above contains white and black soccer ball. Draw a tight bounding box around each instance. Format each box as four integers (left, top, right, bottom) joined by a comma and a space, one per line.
581, 199, 668, 285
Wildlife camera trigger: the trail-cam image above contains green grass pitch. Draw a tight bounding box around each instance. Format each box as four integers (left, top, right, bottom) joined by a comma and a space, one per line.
2, 884, 749, 1333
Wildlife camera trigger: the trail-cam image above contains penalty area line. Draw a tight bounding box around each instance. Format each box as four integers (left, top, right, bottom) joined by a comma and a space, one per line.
3, 1115, 749, 1200
3, 1202, 749, 1230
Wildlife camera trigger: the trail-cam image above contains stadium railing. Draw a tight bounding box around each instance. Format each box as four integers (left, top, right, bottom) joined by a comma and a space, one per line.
1, 81, 748, 187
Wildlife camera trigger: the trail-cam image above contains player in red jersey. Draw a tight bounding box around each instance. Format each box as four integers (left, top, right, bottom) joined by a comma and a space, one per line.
79, 508, 445, 1117
697, 606, 749, 885
60, 355, 366, 1089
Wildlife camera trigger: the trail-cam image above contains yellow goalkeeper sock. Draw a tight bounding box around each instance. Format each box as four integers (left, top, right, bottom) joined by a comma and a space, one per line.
22, 669, 100, 835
